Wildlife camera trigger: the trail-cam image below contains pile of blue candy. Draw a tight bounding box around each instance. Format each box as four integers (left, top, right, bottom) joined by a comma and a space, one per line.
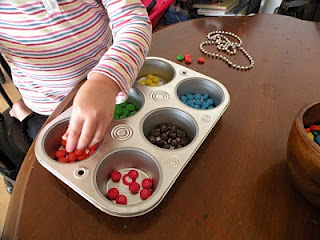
180, 93, 216, 109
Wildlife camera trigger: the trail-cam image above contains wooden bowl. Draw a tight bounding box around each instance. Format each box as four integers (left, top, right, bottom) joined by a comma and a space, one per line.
287, 101, 320, 207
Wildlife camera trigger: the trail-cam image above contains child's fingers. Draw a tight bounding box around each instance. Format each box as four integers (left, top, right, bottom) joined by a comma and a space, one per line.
88, 122, 106, 147
66, 117, 84, 152
62, 131, 69, 140
76, 119, 97, 150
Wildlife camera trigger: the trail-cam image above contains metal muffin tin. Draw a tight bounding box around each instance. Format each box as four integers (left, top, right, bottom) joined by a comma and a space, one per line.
35, 57, 230, 217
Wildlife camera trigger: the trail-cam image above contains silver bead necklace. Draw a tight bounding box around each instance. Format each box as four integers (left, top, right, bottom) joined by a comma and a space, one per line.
199, 31, 254, 70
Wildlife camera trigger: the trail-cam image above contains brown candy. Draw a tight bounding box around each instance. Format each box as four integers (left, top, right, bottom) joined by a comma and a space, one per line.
169, 132, 177, 138
160, 132, 168, 140
170, 125, 178, 133
148, 123, 189, 149
160, 124, 169, 132
180, 137, 189, 146
177, 130, 186, 138
149, 136, 157, 144
163, 144, 170, 149
156, 139, 165, 146
151, 129, 161, 137
170, 139, 179, 146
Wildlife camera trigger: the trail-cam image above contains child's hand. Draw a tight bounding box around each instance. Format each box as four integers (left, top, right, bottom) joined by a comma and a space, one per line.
63, 73, 120, 152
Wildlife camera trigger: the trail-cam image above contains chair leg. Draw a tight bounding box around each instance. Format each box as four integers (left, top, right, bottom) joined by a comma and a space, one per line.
309, 1, 320, 21
0, 54, 11, 78
0, 80, 13, 108
3, 178, 13, 194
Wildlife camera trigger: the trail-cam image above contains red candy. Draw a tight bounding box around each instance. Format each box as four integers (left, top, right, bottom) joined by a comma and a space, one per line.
310, 125, 320, 131
88, 143, 99, 150
75, 149, 85, 156
55, 149, 67, 159
198, 57, 205, 64
53, 136, 101, 163
185, 57, 192, 64
142, 178, 153, 188
111, 171, 121, 182
57, 157, 68, 163
77, 154, 88, 161
140, 188, 152, 200
107, 188, 119, 200
88, 149, 96, 156
60, 139, 67, 147
122, 174, 132, 185
129, 181, 140, 193
106, 168, 155, 203
184, 54, 191, 58
128, 169, 139, 180
116, 194, 127, 205
67, 152, 77, 161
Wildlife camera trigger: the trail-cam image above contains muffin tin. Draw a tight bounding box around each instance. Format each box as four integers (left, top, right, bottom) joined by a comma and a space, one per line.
35, 57, 230, 217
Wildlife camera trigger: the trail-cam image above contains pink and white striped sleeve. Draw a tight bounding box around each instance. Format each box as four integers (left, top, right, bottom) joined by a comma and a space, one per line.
88, 0, 152, 104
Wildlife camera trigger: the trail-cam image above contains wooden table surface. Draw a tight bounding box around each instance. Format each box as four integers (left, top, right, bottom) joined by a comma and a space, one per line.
3, 13, 320, 240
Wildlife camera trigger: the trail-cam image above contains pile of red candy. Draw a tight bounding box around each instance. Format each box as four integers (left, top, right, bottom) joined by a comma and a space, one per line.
53, 138, 99, 163
107, 169, 153, 205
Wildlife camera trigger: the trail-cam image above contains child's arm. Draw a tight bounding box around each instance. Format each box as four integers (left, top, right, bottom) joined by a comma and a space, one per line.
65, 0, 152, 152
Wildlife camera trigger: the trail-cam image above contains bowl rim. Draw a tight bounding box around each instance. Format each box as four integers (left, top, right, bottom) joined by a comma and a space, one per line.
295, 101, 320, 156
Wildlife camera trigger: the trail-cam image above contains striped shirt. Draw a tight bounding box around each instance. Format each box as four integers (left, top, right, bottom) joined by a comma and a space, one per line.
0, 0, 152, 115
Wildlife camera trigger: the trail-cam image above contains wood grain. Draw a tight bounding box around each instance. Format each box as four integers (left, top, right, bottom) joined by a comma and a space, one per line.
3, 14, 320, 240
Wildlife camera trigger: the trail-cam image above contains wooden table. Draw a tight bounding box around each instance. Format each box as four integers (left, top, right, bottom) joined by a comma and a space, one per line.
3, 13, 320, 240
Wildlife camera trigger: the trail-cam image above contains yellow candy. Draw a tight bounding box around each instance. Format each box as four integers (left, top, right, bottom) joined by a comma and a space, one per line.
146, 74, 154, 79
149, 82, 156, 86
145, 79, 152, 85
138, 81, 145, 85
152, 76, 160, 83
307, 132, 314, 140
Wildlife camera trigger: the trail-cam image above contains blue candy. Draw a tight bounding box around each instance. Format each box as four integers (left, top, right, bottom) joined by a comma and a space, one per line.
194, 93, 202, 100
186, 93, 194, 100
180, 95, 187, 102
316, 135, 320, 144
206, 98, 214, 105
201, 102, 209, 109
187, 99, 194, 105
202, 94, 209, 101
194, 99, 202, 105
187, 102, 194, 107
194, 104, 200, 109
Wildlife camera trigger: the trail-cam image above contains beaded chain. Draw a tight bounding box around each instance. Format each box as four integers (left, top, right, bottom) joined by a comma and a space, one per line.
199, 30, 254, 70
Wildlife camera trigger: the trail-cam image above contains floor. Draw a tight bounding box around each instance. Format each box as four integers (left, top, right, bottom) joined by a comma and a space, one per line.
0, 69, 22, 238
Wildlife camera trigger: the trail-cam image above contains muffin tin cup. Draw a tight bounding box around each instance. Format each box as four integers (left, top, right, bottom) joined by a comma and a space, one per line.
35, 57, 230, 217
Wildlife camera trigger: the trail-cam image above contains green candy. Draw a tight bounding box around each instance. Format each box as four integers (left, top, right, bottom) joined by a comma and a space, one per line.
126, 104, 136, 111
113, 114, 119, 119
129, 110, 137, 116
176, 55, 184, 61
115, 107, 122, 116
120, 114, 127, 119
119, 102, 128, 108
121, 109, 129, 115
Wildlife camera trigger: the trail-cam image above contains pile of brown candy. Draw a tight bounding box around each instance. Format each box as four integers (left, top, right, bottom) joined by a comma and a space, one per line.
148, 123, 189, 149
